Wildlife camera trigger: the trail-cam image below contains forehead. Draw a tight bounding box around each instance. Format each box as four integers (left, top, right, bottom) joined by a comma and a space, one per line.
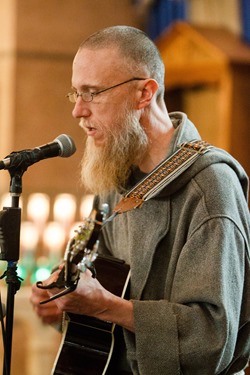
72, 47, 125, 87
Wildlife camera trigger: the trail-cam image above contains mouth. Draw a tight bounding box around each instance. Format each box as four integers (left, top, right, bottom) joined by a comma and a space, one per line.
79, 121, 97, 137
86, 127, 97, 137
86, 125, 95, 131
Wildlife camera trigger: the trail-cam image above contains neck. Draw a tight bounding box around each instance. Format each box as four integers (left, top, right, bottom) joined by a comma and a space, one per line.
138, 103, 175, 173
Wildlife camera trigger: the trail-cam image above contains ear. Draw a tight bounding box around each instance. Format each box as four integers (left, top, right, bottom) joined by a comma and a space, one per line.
136, 79, 159, 109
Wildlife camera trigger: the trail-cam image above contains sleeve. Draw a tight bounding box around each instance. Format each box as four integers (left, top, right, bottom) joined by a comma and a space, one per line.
131, 217, 247, 375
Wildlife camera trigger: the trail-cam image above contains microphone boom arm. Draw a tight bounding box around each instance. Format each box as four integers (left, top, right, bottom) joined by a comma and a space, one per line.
2, 149, 39, 170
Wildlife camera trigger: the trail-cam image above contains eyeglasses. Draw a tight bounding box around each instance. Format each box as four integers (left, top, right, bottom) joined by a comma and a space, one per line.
66, 77, 147, 103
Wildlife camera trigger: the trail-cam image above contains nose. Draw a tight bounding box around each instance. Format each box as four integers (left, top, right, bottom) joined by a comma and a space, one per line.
72, 98, 91, 119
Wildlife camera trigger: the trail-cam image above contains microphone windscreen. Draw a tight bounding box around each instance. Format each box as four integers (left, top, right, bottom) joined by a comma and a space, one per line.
55, 134, 76, 158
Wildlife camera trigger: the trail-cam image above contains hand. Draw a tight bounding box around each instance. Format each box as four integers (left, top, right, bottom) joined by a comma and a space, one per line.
45, 269, 135, 332
30, 270, 63, 325
47, 269, 110, 318
31, 267, 135, 332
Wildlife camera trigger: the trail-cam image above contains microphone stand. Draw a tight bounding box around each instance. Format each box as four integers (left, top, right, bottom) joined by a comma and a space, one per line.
0, 163, 27, 375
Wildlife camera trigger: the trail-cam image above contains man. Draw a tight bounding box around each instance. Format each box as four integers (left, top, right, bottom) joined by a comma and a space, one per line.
30, 26, 250, 374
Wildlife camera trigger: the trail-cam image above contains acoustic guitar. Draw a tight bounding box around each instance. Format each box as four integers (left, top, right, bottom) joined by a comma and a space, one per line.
52, 254, 130, 375
38, 209, 130, 375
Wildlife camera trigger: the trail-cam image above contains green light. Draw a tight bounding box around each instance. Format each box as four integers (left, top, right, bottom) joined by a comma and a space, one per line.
17, 265, 27, 281
32, 267, 51, 283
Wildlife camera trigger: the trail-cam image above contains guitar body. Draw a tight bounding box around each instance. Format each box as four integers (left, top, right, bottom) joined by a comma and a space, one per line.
52, 254, 130, 375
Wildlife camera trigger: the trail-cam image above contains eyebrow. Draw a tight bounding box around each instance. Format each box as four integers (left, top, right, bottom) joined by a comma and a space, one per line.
71, 84, 101, 92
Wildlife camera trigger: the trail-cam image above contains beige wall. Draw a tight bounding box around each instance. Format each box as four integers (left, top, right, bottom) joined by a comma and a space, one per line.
188, 0, 242, 35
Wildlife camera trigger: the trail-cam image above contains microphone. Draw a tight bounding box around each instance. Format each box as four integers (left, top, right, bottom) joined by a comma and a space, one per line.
0, 134, 76, 170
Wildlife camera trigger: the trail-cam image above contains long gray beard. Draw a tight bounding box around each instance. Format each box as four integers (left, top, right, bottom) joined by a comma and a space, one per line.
80, 111, 148, 195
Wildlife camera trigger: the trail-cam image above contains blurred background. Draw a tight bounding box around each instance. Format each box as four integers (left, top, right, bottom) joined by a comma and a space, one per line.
0, 0, 249, 374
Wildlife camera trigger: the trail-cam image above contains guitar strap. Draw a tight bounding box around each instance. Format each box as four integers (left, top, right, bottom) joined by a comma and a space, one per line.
110, 140, 213, 218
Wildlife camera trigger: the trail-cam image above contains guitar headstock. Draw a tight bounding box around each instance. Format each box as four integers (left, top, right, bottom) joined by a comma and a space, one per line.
65, 203, 109, 275
65, 217, 100, 272
36, 205, 108, 303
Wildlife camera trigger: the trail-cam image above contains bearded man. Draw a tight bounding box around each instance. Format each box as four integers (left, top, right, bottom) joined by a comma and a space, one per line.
30, 26, 250, 375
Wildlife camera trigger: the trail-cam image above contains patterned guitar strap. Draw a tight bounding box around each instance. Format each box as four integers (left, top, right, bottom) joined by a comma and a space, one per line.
106, 140, 213, 222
